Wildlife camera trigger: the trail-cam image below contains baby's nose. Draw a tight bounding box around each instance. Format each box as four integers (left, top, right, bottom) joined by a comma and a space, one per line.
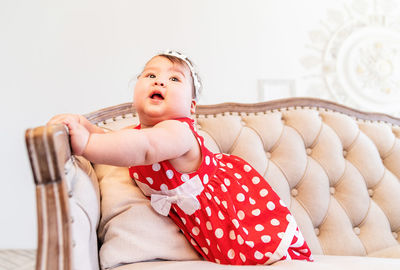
154, 81, 165, 87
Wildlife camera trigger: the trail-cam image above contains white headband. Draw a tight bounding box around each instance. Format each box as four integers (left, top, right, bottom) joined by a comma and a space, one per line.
161, 50, 202, 101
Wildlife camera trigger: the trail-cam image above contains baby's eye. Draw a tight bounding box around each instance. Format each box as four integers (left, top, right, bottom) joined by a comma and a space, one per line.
170, 77, 180, 82
146, 73, 156, 78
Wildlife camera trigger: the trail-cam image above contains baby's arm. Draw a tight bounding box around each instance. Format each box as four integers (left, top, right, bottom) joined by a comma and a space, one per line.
81, 120, 195, 167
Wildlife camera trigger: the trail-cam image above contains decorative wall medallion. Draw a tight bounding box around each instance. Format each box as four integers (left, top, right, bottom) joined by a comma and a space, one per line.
301, 0, 400, 115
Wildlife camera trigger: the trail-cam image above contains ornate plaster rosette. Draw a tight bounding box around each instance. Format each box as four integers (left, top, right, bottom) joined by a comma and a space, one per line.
301, 0, 400, 115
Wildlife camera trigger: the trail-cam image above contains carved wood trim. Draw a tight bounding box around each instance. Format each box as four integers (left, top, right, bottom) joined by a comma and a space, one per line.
84, 98, 400, 126
26, 125, 72, 270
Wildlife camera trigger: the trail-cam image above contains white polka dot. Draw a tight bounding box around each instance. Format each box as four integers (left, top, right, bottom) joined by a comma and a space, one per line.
133, 173, 139, 180
243, 228, 249, 235
234, 173, 242, 179
217, 245, 221, 252
206, 238, 211, 246
181, 174, 189, 182
181, 217, 186, 225
195, 217, 201, 224
252, 176, 260, 184
240, 252, 246, 262
218, 211, 225, 220
215, 259, 220, 264
221, 184, 227, 192
206, 221, 212, 230
227, 249, 235, 259
160, 184, 168, 191
265, 252, 273, 258
242, 185, 249, 192
260, 189, 268, 197
192, 227, 200, 236
237, 234, 244, 245
206, 207, 212, 216
152, 163, 161, 171
212, 158, 217, 166
203, 174, 209, 184
277, 232, 284, 239
227, 163, 233, 169
286, 214, 293, 222
215, 228, 224, 238
244, 165, 252, 172
145, 177, 153, 184
224, 178, 230, 186
245, 241, 254, 248
190, 239, 198, 247
197, 137, 202, 146
205, 156, 210, 165
254, 251, 263, 260
232, 219, 239, 228
208, 184, 214, 192
267, 201, 275, 210
237, 210, 245, 220
220, 162, 226, 167
216, 154, 223, 159
252, 209, 261, 216
222, 201, 228, 209
255, 224, 264, 231
292, 250, 300, 256
166, 170, 174, 179
237, 235, 244, 245
249, 197, 256, 205
229, 230, 236, 240
219, 167, 226, 172
236, 193, 245, 202
202, 247, 209, 255
205, 192, 212, 200
214, 196, 221, 205
261, 235, 271, 243
280, 199, 287, 207
271, 219, 280, 226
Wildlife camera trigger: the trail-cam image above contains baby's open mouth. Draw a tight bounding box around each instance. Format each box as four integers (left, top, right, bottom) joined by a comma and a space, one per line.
150, 91, 164, 100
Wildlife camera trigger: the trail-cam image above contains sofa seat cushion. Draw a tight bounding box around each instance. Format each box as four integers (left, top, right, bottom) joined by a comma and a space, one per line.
113, 255, 400, 270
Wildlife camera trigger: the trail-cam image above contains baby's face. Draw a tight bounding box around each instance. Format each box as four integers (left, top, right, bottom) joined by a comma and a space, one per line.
133, 56, 195, 126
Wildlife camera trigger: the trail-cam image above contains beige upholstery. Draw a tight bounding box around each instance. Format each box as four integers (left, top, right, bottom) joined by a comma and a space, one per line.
26, 98, 400, 270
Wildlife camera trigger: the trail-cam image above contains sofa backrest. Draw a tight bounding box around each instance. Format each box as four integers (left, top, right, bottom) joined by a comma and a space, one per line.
88, 98, 400, 257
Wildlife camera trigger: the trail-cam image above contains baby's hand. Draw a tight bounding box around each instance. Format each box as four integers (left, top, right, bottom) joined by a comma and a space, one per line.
47, 114, 82, 127
66, 120, 90, 156
47, 114, 89, 156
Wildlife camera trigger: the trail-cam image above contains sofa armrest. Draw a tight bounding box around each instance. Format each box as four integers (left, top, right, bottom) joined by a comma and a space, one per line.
26, 125, 100, 270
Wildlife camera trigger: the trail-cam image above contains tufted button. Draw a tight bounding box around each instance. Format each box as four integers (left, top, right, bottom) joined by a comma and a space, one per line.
354, 227, 361, 235
393, 232, 398, 239
368, 189, 374, 197
329, 187, 335, 195
68, 191, 73, 198
343, 150, 347, 157
306, 148, 312, 155
314, 228, 320, 236
266, 152, 271, 159
291, 189, 298, 197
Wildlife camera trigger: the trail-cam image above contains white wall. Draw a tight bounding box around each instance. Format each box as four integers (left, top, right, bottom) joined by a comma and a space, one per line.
1, 0, 396, 248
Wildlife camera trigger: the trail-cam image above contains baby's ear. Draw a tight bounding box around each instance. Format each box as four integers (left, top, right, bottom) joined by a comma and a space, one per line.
190, 100, 197, 114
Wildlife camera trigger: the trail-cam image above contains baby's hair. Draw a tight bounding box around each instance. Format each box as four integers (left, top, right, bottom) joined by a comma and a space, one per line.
150, 51, 202, 101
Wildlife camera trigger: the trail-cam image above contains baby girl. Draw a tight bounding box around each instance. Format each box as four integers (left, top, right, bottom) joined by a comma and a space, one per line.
48, 50, 313, 265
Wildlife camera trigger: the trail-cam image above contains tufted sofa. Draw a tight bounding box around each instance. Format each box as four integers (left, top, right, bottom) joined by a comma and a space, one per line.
25, 98, 400, 270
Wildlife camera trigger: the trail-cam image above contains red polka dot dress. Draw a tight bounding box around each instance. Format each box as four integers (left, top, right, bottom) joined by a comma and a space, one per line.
129, 118, 313, 265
